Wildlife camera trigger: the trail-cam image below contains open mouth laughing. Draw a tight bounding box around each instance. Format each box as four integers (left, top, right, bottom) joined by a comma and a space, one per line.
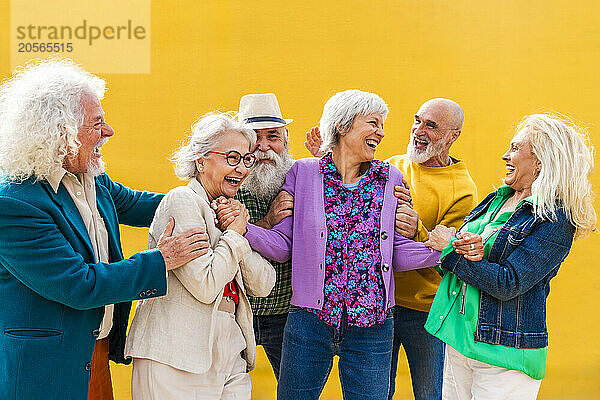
366, 138, 379, 149
412, 136, 430, 151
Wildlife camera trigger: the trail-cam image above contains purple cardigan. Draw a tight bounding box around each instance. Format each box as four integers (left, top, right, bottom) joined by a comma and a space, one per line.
245, 158, 440, 310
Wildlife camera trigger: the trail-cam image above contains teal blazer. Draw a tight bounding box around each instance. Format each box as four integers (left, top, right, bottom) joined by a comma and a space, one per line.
0, 174, 166, 400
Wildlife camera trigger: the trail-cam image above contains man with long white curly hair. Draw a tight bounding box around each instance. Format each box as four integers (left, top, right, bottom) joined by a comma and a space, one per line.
0, 58, 210, 400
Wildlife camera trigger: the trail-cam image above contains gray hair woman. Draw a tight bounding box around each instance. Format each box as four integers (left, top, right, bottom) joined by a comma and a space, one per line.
215, 90, 441, 399
425, 114, 596, 400
125, 113, 276, 400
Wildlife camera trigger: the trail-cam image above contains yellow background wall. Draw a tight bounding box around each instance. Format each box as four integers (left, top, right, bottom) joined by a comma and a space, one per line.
1, 1, 599, 399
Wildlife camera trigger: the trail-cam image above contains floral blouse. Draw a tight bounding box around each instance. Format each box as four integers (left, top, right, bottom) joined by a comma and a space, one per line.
305, 153, 388, 328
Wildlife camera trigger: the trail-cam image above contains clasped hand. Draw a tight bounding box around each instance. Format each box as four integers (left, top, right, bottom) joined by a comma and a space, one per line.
210, 197, 250, 235
425, 226, 484, 261
451, 232, 484, 261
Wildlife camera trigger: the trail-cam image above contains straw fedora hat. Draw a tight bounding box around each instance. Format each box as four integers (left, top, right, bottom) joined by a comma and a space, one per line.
238, 93, 293, 129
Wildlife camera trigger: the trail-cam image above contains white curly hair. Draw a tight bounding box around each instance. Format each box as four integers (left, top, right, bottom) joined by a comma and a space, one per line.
0, 57, 106, 182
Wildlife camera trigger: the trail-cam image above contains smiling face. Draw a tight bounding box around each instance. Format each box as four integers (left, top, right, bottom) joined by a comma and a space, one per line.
197, 130, 252, 201
502, 129, 540, 193
244, 126, 293, 200
407, 100, 461, 166
337, 113, 385, 163
253, 126, 286, 161
64, 94, 114, 175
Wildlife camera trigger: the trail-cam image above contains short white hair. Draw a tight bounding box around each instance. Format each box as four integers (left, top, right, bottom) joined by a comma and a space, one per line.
172, 112, 256, 180
520, 114, 596, 239
319, 89, 389, 152
0, 57, 105, 181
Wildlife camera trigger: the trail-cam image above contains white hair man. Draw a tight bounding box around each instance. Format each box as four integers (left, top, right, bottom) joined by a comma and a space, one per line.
232, 93, 294, 380
386, 98, 478, 400
0, 58, 209, 400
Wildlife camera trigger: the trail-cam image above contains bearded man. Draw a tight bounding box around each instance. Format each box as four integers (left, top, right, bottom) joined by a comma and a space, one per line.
233, 93, 295, 380
386, 98, 478, 400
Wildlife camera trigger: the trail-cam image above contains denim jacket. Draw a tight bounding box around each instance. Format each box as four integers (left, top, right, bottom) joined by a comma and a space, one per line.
441, 190, 575, 349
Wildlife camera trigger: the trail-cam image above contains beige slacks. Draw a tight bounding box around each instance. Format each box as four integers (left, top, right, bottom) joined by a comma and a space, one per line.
442, 344, 542, 400
131, 311, 251, 400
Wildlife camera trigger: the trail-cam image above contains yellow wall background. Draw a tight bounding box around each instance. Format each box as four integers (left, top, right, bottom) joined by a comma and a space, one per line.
1, 1, 599, 399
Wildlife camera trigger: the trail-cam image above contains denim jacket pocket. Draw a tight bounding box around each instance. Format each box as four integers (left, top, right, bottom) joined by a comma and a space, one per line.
507, 229, 526, 245
477, 294, 496, 323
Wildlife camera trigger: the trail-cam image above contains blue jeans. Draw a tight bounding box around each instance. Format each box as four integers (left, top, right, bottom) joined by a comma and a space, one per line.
253, 313, 288, 380
278, 306, 393, 400
388, 305, 444, 400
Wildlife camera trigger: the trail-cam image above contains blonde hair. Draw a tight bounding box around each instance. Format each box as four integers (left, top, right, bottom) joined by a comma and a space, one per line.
518, 114, 596, 239
0, 57, 105, 181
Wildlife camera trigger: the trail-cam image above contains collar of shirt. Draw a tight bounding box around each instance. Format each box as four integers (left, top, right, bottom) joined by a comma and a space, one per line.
46, 168, 69, 193
46, 167, 95, 194
318, 152, 389, 183
495, 185, 536, 206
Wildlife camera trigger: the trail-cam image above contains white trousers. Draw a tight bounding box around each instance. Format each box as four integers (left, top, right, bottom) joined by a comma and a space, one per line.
442, 344, 542, 400
131, 311, 251, 400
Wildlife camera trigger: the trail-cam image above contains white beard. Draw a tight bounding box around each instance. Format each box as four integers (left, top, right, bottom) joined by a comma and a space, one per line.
406, 133, 449, 164
86, 157, 106, 177
242, 148, 293, 200
86, 137, 107, 177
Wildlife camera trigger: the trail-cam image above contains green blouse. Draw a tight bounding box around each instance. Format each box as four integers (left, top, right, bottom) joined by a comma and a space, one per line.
424, 185, 547, 380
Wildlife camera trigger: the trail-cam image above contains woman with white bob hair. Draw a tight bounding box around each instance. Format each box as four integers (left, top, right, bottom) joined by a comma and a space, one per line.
125, 113, 276, 399
214, 90, 441, 399
425, 114, 596, 400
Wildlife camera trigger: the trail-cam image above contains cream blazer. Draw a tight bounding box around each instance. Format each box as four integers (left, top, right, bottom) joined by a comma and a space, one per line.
125, 179, 276, 374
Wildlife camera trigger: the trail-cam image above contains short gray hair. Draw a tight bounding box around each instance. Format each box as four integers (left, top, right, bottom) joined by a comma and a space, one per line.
0, 57, 105, 181
172, 112, 256, 180
319, 89, 389, 152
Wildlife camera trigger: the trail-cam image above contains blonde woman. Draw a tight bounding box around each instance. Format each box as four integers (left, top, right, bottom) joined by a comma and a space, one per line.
425, 114, 596, 400
125, 113, 276, 399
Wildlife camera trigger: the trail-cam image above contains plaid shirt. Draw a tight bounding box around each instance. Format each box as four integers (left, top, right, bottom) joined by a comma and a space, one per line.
234, 187, 292, 315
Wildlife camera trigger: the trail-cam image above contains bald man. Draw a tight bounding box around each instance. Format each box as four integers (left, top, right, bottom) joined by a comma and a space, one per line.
387, 99, 478, 400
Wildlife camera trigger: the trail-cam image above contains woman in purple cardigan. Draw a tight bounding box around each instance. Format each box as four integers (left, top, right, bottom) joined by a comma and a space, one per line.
216, 90, 440, 399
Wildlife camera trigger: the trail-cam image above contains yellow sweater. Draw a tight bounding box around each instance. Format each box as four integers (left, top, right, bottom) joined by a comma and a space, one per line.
387, 154, 478, 312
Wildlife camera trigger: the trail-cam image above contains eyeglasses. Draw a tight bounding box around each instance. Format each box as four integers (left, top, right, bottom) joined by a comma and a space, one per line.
206, 150, 257, 168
